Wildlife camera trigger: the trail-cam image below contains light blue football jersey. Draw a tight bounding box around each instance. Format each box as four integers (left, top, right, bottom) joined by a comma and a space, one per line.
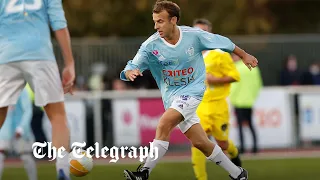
0, 0, 67, 64
120, 26, 235, 109
0, 88, 33, 141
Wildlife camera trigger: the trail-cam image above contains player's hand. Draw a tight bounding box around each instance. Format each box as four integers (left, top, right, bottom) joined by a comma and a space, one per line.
62, 64, 75, 95
125, 69, 143, 81
242, 53, 258, 70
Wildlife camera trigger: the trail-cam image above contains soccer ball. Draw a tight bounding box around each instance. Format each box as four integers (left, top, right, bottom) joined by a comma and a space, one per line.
69, 149, 93, 177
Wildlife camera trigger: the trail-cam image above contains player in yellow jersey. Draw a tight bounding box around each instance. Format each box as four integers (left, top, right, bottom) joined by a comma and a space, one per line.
191, 18, 242, 180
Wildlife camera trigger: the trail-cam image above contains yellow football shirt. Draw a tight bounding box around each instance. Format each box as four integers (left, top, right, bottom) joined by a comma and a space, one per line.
202, 49, 240, 101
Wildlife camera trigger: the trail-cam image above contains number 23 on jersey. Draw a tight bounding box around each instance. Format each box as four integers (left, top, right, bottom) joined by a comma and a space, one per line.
5, 0, 42, 14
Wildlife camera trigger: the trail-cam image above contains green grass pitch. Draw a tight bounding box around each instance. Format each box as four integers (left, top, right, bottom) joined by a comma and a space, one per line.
2, 157, 318, 180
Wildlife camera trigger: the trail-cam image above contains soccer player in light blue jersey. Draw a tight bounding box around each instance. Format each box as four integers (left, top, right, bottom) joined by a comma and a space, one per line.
120, 1, 258, 180
0, 0, 75, 179
0, 87, 37, 180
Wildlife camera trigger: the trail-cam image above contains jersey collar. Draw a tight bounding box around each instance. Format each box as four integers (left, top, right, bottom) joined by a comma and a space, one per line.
160, 26, 182, 48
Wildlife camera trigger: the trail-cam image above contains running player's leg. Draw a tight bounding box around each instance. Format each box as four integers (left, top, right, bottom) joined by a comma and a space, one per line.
14, 138, 37, 180
144, 107, 181, 169
0, 112, 15, 179
22, 60, 70, 179
191, 102, 212, 180
0, 145, 8, 179
213, 125, 241, 166
191, 146, 207, 180
124, 96, 189, 180
180, 98, 247, 180
185, 123, 247, 180
211, 100, 241, 166
124, 107, 182, 180
13, 93, 38, 180
0, 63, 25, 178
0, 63, 26, 128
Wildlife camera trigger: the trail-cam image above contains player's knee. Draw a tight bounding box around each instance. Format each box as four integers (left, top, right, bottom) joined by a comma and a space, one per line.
155, 123, 172, 141
46, 110, 68, 128
156, 115, 180, 141
44, 102, 67, 121
191, 138, 208, 151
216, 140, 229, 150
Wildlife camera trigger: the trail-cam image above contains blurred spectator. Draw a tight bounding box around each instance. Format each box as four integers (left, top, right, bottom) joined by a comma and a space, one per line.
301, 62, 320, 85
102, 72, 114, 90
88, 62, 107, 90
75, 76, 89, 91
230, 53, 263, 154
279, 54, 302, 85
88, 74, 104, 90
112, 79, 130, 91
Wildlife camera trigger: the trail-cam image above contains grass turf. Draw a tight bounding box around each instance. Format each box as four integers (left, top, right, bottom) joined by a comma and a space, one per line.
2, 157, 318, 180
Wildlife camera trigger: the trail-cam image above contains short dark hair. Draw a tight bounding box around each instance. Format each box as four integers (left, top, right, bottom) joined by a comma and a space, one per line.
193, 18, 212, 32
153, 0, 181, 22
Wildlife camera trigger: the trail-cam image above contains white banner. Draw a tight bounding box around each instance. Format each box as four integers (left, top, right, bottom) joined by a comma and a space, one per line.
42, 100, 86, 147
298, 93, 320, 141
112, 99, 140, 146
229, 88, 294, 149
110, 88, 295, 149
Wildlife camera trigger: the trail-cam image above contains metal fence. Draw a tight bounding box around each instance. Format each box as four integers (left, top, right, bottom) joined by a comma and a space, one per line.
53, 34, 320, 86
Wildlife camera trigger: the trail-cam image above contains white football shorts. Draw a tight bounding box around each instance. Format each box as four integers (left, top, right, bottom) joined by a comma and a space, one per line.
169, 95, 201, 133
0, 60, 64, 107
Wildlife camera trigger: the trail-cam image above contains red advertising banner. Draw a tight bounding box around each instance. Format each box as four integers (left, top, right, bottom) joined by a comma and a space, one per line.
139, 98, 189, 145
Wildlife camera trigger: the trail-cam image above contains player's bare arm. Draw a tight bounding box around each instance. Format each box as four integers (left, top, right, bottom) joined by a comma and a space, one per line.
54, 28, 75, 94
233, 46, 258, 70
125, 69, 143, 81
206, 73, 237, 85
